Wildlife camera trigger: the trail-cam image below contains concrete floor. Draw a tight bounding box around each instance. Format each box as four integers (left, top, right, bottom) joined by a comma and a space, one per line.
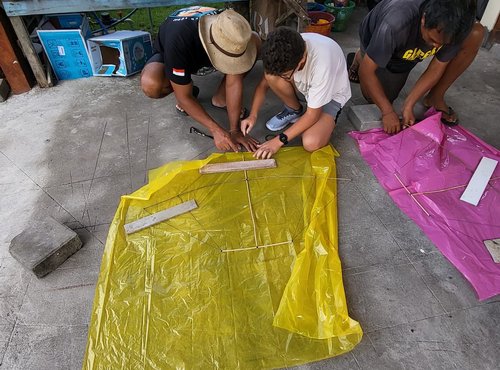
1, 8, 500, 370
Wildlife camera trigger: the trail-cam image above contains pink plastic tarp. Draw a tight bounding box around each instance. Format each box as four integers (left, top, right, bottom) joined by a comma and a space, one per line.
349, 111, 500, 300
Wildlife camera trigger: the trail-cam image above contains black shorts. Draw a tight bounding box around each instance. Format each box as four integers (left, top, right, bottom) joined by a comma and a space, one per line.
359, 48, 410, 103
146, 52, 163, 65
145, 52, 215, 76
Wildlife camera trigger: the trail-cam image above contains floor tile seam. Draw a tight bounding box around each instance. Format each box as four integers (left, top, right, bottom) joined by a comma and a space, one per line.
125, 112, 133, 195
54, 263, 102, 272
351, 181, 448, 313
73, 222, 110, 230
87, 121, 109, 201
0, 150, 44, 192
444, 300, 500, 316
342, 261, 414, 275
407, 257, 449, 314
362, 303, 495, 335
0, 292, 29, 300
0, 147, 87, 232
84, 227, 106, 245
42, 171, 138, 189
4, 323, 89, 329
350, 181, 412, 265
0, 280, 30, 365
0, 318, 18, 365
350, 351, 362, 369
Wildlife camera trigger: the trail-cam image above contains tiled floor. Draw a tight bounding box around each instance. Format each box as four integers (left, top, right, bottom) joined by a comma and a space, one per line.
1, 7, 499, 370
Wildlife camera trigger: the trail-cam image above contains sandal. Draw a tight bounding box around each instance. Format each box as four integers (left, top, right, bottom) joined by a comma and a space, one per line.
210, 103, 249, 120
176, 86, 200, 116
347, 52, 360, 84
436, 106, 459, 126
422, 97, 459, 126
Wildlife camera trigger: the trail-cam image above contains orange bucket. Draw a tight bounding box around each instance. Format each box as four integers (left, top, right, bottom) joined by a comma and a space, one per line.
305, 11, 335, 36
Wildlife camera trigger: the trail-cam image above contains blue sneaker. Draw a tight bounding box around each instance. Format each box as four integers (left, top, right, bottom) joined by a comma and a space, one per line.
266, 105, 304, 131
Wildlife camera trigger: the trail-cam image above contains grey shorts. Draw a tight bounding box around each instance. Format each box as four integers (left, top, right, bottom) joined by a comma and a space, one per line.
322, 100, 342, 122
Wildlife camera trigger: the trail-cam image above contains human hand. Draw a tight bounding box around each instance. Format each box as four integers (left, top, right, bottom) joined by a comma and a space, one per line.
230, 130, 259, 152
240, 115, 257, 136
253, 137, 283, 159
382, 111, 401, 134
401, 106, 416, 129
213, 129, 240, 152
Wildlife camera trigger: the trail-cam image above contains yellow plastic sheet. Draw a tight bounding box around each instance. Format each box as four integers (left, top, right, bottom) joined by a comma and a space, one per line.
83, 146, 362, 369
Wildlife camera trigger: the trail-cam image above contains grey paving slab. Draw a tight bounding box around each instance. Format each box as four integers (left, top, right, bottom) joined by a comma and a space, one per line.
16, 266, 98, 326
343, 263, 445, 332
9, 216, 83, 278
0, 183, 80, 259
352, 174, 412, 227
0, 152, 35, 195
352, 302, 500, 370
413, 253, 500, 313
337, 184, 409, 274
1, 324, 88, 370
0, 96, 103, 189
348, 104, 382, 131
386, 219, 441, 262
44, 172, 134, 229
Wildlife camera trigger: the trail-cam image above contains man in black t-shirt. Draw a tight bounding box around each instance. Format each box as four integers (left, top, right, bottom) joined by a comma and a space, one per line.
140, 7, 260, 152
348, 0, 482, 133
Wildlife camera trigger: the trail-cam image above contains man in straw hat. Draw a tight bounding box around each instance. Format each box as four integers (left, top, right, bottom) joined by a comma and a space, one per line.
141, 6, 260, 152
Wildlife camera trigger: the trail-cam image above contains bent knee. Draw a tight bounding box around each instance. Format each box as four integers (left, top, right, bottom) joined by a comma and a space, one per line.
302, 137, 327, 152
140, 74, 164, 99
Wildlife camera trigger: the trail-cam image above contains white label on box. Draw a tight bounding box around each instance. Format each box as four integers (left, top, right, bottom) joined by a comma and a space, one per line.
460, 157, 498, 206
58, 46, 65, 56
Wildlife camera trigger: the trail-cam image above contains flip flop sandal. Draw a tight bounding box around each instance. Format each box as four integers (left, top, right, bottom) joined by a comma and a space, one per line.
176, 86, 200, 116
210, 103, 249, 120
346, 52, 360, 84
436, 106, 459, 126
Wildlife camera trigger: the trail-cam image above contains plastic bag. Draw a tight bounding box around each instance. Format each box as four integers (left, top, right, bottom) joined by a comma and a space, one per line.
350, 112, 500, 300
83, 146, 362, 369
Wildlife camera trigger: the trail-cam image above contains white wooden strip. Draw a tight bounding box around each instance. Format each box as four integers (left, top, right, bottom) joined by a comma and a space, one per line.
460, 157, 498, 206
199, 159, 276, 174
125, 200, 198, 234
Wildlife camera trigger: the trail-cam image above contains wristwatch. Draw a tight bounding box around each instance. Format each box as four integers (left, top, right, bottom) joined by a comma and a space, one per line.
278, 132, 288, 145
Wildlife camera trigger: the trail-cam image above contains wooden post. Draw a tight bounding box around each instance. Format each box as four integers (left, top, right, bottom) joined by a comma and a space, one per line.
9, 16, 51, 88
0, 8, 33, 93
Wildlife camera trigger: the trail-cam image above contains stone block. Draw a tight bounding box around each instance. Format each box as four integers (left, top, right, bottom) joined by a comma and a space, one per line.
348, 104, 382, 131
0, 79, 10, 102
9, 217, 82, 278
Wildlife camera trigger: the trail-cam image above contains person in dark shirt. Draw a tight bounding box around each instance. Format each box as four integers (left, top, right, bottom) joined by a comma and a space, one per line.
347, 0, 482, 133
140, 7, 260, 152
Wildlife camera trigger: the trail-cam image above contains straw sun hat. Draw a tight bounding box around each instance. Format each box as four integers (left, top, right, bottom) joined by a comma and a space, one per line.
199, 9, 258, 75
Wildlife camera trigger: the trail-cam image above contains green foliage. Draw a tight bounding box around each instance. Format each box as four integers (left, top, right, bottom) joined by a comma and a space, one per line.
89, 3, 226, 37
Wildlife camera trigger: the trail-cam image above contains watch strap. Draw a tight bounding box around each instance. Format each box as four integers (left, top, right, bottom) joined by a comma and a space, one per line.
279, 133, 288, 145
